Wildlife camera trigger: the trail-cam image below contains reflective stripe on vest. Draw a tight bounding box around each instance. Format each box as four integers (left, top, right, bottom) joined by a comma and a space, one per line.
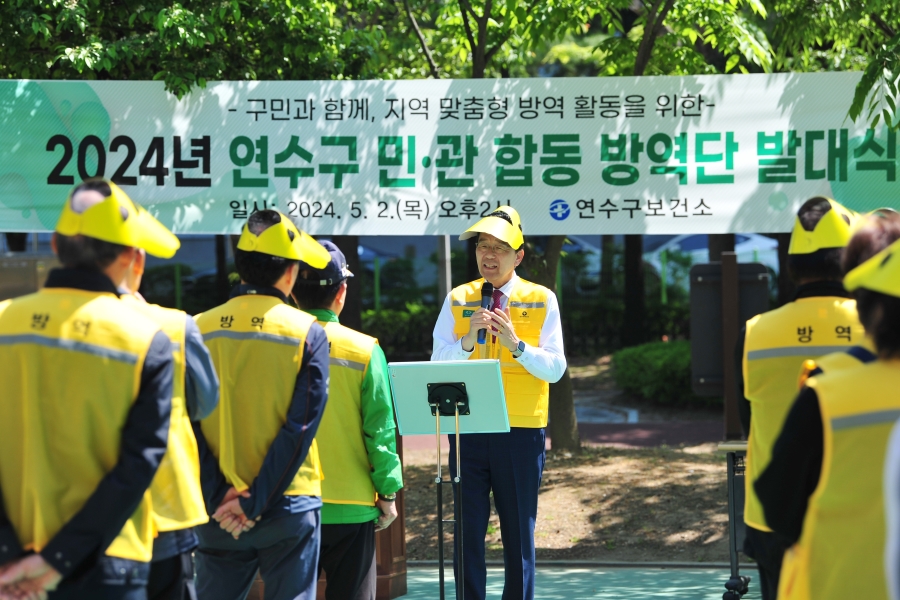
197, 296, 322, 497
778, 361, 900, 600
450, 278, 550, 428
0, 289, 161, 562
741, 296, 862, 532
122, 296, 208, 533
316, 321, 379, 506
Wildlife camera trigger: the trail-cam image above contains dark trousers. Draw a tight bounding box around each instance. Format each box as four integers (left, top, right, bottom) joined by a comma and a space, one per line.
49, 556, 150, 600
195, 509, 321, 600
148, 552, 197, 600
319, 522, 377, 600
448, 427, 546, 600
744, 525, 789, 600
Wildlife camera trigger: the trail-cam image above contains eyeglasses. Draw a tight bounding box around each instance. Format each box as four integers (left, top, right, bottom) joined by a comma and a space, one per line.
475, 241, 513, 255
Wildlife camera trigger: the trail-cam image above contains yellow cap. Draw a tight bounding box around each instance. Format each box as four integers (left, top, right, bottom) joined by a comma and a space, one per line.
54, 181, 180, 259
459, 206, 524, 249
843, 237, 900, 298
788, 198, 857, 255
236, 211, 330, 267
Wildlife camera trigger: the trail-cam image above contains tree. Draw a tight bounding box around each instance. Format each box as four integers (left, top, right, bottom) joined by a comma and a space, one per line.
0, 0, 375, 97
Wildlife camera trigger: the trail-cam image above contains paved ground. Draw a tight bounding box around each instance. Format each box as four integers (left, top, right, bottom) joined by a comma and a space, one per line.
405, 567, 760, 599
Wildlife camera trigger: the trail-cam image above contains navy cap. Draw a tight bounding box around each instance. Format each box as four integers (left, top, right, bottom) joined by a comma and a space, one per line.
295, 239, 354, 286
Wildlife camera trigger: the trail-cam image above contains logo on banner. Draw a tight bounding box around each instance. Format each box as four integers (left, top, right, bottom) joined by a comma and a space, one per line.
549, 199, 570, 221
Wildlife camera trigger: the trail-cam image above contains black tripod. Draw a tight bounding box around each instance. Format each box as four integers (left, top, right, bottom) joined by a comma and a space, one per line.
428, 382, 470, 600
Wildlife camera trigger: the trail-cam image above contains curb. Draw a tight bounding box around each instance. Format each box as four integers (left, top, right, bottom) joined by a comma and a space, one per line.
407, 560, 757, 570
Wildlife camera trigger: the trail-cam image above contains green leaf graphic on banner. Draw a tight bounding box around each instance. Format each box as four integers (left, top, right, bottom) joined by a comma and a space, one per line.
0, 81, 110, 229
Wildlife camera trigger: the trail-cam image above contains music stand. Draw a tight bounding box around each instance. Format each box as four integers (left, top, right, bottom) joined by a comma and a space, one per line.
388, 359, 510, 600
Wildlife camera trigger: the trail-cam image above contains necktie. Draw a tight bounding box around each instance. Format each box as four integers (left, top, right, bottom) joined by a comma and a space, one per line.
491, 289, 504, 339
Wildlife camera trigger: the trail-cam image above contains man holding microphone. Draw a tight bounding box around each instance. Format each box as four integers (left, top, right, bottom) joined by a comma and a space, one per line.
431, 207, 566, 600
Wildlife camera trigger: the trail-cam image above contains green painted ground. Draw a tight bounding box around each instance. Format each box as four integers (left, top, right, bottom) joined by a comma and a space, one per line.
405, 567, 761, 599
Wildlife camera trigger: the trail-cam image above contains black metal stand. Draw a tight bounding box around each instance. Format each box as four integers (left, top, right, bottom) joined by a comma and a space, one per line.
723, 450, 751, 600
427, 383, 470, 600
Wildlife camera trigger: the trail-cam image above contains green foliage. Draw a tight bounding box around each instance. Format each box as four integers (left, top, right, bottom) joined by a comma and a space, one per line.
766, 0, 900, 129
0, 1, 376, 96
363, 0, 597, 79
594, 0, 772, 76
361, 302, 438, 361
612, 340, 712, 406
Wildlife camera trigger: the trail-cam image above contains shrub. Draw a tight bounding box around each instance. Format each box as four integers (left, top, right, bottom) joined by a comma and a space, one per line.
612, 340, 716, 406
361, 302, 438, 362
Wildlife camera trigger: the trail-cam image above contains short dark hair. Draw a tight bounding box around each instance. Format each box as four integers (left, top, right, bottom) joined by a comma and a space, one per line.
292, 276, 343, 310
54, 233, 126, 271
842, 211, 900, 275
54, 180, 127, 270
234, 211, 298, 287
787, 197, 848, 283
856, 289, 900, 358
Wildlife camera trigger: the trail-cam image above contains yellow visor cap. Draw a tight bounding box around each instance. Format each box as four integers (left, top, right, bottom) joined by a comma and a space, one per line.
236, 212, 330, 267
844, 237, 900, 298
788, 198, 857, 255
459, 206, 524, 249
54, 182, 180, 259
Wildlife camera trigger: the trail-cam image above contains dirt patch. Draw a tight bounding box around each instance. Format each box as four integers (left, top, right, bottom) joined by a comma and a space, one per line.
403, 445, 730, 563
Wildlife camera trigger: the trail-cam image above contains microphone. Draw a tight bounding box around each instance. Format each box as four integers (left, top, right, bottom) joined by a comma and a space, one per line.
477, 282, 494, 346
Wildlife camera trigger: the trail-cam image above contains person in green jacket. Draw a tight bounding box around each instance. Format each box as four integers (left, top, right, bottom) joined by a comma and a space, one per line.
292, 240, 403, 600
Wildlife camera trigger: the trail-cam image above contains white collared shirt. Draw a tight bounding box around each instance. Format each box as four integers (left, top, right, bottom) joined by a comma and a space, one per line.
431, 272, 567, 383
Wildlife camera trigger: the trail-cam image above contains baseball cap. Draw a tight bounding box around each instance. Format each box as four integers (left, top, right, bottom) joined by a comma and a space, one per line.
788, 197, 858, 255
294, 240, 354, 286
844, 237, 900, 298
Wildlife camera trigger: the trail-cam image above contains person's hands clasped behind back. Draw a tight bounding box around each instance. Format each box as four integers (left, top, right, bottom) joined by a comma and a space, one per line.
212, 487, 257, 540
375, 498, 398, 532
0, 554, 62, 600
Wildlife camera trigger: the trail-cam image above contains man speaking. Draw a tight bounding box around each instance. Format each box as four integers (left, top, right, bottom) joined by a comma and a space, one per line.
431, 207, 566, 600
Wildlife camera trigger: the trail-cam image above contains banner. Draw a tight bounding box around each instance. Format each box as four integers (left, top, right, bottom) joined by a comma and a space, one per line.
0, 73, 896, 235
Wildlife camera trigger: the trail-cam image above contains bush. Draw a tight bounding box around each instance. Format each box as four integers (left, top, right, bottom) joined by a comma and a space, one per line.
612, 340, 715, 406
361, 302, 438, 362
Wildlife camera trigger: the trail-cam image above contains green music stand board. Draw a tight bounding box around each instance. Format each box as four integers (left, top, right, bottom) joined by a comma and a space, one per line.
388, 359, 510, 600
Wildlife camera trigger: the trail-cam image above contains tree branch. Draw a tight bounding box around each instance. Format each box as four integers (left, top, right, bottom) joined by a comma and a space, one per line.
484, 0, 540, 64
457, 0, 477, 57
399, 0, 440, 78
633, 0, 675, 76
871, 13, 896, 39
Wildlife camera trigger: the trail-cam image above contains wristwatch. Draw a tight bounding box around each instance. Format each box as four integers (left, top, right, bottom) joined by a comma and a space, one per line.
378, 493, 397, 502
511, 340, 525, 359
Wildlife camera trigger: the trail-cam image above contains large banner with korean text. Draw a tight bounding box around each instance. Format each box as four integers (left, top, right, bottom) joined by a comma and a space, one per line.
0, 73, 895, 235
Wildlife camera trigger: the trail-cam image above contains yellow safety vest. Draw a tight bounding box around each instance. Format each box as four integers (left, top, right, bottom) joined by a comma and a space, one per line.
800, 339, 878, 382
450, 278, 550, 428
741, 296, 861, 531
121, 295, 208, 533
778, 360, 900, 600
197, 295, 322, 497
0, 288, 161, 562
315, 320, 378, 506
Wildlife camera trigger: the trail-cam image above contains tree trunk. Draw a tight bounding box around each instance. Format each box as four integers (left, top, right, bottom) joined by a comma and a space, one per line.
600, 234, 615, 295
332, 236, 363, 331
4, 233, 27, 252
708, 234, 735, 262
622, 234, 645, 347
522, 235, 581, 453
215, 234, 230, 304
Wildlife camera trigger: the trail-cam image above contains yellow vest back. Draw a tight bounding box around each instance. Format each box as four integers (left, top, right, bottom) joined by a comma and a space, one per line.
197, 295, 322, 497
0, 289, 161, 562
778, 360, 900, 600
450, 279, 550, 428
121, 295, 208, 533
316, 320, 378, 506
742, 296, 861, 531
